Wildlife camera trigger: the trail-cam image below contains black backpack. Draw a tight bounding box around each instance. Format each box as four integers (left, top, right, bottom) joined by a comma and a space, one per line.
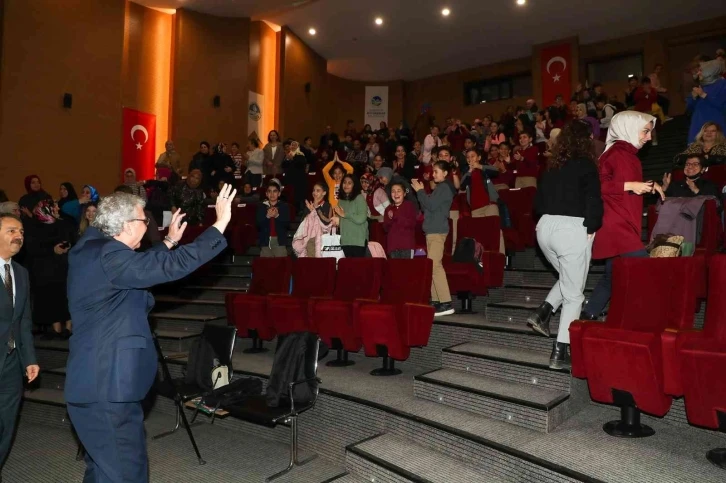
453, 237, 484, 274
184, 337, 220, 392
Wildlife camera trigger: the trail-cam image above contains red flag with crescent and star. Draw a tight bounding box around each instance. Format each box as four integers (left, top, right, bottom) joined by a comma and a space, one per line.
122, 107, 156, 182
540, 43, 572, 108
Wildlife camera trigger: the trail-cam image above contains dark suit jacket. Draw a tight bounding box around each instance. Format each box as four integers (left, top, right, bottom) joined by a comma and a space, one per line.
0, 261, 37, 372
64, 226, 227, 404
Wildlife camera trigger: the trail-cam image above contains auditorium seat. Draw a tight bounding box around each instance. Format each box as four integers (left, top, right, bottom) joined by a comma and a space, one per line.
358, 259, 435, 376
646, 199, 722, 254
178, 225, 207, 246
569, 256, 704, 437
268, 258, 337, 335
444, 216, 506, 312
497, 187, 536, 248
368, 221, 387, 253
312, 258, 385, 366
674, 255, 726, 468
226, 257, 292, 352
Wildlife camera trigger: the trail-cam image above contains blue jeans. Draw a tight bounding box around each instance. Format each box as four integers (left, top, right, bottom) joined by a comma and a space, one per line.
584, 249, 648, 317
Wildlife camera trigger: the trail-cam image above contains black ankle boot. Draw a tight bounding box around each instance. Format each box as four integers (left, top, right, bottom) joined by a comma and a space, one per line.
527, 301, 553, 337
550, 342, 570, 370
579, 310, 599, 321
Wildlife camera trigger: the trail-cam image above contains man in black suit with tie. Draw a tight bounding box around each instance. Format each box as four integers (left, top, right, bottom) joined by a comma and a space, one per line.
0, 214, 39, 479
66, 184, 236, 482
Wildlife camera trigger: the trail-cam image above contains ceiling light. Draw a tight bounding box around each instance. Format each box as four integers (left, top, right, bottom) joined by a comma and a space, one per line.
441, 8, 450, 16
628, 74, 634, 78
308, 28, 316, 35
374, 17, 383, 26
516, 0, 526, 5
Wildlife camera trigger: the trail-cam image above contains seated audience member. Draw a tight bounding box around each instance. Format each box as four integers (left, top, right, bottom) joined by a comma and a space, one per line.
513, 131, 540, 188
487, 145, 500, 164
687, 59, 726, 143
423, 125, 442, 164
58, 182, 78, 214
256, 180, 290, 257
634, 77, 667, 125
341, 134, 354, 154
596, 95, 617, 131
383, 181, 417, 259
662, 155, 719, 198
367, 154, 386, 176
19, 174, 51, 218
237, 182, 260, 203
411, 161, 456, 317
392, 144, 417, 180
0, 201, 20, 216
156, 140, 183, 176
674, 121, 726, 167
170, 168, 206, 226
244, 138, 264, 187
332, 174, 368, 258
301, 136, 317, 167
122, 168, 147, 201
624, 76, 639, 109
484, 121, 506, 152
61, 184, 99, 222
78, 203, 97, 236
361, 173, 389, 219
24, 198, 75, 339
144, 168, 173, 226
575, 103, 601, 140
348, 138, 369, 167
534, 111, 550, 147
322, 154, 354, 207
411, 140, 423, 163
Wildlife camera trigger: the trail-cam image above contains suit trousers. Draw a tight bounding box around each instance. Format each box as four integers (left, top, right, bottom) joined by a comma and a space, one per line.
426, 234, 451, 303
0, 350, 22, 472
536, 215, 593, 344
68, 400, 147, 483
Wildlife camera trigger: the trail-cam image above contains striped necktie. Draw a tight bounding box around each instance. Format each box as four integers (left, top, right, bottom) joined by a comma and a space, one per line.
5, 264, 14, 352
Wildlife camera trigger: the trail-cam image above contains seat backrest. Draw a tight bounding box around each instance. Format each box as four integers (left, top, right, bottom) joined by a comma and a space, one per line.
201, 324, 237, 369
335, 258, 384, 301
498, 187, 536, 215
380, 258, 433, 305
249, 257, 292, 295
266, 332, 320, 407
703, 255, 726, 343
291, 258, 336, 298
457, 216, 500, 252
233, 203, 257, 226
606, 257, 703, 332
705, 165, 726, 191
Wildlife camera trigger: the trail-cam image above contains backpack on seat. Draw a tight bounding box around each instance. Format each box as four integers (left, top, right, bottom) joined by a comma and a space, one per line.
185, 337, 227, 392
452, 237, 484, 273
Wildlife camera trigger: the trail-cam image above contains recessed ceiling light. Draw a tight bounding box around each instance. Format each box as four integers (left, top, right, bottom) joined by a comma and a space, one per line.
308, 28, 316, 35
628, 74, 634, 78
516, 0, 526, 5
374, 17, 383, 26
441, 8, 451, 16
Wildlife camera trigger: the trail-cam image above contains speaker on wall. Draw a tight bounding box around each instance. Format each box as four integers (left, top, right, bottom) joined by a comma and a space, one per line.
63, 93, 72, 109
304, 82, 311, 93
213, 95, 221, 108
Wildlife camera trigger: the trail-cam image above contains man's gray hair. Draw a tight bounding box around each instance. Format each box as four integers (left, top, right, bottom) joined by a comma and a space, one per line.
92, 193, 146, 237
0, 201, 18, 215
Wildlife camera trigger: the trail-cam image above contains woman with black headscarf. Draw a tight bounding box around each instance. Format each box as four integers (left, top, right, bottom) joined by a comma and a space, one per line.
18, 174, 51, 218
58, 182, 78, 211
209, 142, 235, 190
24, 198, 76, 338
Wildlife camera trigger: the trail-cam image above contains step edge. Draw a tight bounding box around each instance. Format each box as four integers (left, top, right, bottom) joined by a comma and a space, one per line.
414, 369, 570, 411
23, 389, 67, 408
345, 433, 436, 483
441, 345, 570, 374
320, 471, 353, 483
149, 313, 224, 321
434, 319, 557, 338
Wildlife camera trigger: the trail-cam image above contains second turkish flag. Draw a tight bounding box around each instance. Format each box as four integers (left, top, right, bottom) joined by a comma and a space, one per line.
540, 43, 572, 108
122, 108, 157, 182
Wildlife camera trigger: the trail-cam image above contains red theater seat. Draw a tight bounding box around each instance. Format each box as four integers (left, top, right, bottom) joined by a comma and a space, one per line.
675, 255, 726, 468
497, 187, 536, 248
444, 216, 506, 312
312, 258, 385, 366
268, 258, 337, 335
226, 257, 292, 352
569, 256, 703, 437
358, 259, 435, 376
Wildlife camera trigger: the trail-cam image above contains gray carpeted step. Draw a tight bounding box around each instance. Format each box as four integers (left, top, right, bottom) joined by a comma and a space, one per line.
346, 433, 505, 482
153, 295, 227, 316
181, 285, 248, 301
499, 284, 594, 305
20, 389, 70, 429
150, 312, 225, 331
442, 342, 571, 392
207, 262, 253, 276
192, 274, 253, 289
486, 301, 561, 334
40, 366, 67, 390
504, 268, 602, 288
155, 329, 201, 352
34, 337, 70, 373
414, 368, 570, 433
323, 472, 369, 483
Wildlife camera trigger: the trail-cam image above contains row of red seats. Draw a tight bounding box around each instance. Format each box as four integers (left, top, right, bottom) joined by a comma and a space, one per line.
225, 257, 435, 375
570, 255, 726, 467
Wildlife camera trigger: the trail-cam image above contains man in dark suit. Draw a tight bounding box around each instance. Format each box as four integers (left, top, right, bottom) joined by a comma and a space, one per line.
0, 214, 39, 478
66, 184, 237, 482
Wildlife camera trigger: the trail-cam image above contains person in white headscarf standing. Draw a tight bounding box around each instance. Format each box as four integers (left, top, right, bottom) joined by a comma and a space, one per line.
580, 112, 665, 320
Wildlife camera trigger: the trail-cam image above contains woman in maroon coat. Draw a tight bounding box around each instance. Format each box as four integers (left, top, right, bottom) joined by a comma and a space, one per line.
581, 112, 664, 319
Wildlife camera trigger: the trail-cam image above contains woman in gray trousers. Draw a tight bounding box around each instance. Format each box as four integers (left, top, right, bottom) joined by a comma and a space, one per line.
526, 121, 604, 369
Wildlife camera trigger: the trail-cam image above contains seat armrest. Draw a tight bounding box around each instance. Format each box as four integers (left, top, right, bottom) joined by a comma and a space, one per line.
662, 328, 704, 396
287, 377, 322, 413
569, 320, 599, 378
399, 303, 435, 347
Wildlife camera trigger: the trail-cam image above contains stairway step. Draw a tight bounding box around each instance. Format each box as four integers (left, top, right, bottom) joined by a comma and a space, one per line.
503, 269, 602, 288
40, 366, 67, 390
487, 301, 561, 333
24, 388, 66, 407
153, 295, 226, 316
490, 284, 594, 305
191, 275, 253, 289
434, 315, 556, 354
34, 337, 70, 372
205, 263, 253, 276
346, 433, 504, 483
150, 312, 225, 331
414, 368, 570, 432
155, 329, 201, 352
180, 285, 249, 301
154, 295, 224, 305
442, 342, 571, 392
323, 472, 368, 483
20, 388, 70, 429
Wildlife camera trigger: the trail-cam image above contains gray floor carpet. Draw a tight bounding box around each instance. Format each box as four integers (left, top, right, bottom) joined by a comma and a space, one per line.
2, 412, 344, 483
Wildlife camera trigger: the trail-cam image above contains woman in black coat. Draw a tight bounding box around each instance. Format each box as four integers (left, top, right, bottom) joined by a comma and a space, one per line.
282, 139, 311, 212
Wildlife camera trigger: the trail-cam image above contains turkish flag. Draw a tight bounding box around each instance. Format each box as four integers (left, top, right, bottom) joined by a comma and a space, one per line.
540, 43, 572, 108
122, 108, 156, 182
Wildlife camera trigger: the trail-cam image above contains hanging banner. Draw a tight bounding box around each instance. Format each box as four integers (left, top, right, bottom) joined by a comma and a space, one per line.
248, 91, 264, 139
540, 43, 572, 108
364, 86, 388, 128
122, 108, 156, 182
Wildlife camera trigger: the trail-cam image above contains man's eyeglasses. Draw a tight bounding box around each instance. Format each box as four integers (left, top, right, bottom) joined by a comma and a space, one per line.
130, 217, 150, 226
684, 162, 702, 168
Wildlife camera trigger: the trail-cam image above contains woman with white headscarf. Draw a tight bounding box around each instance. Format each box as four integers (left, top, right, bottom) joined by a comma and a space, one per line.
580, 112, 665, 320
687, 59, 726, 143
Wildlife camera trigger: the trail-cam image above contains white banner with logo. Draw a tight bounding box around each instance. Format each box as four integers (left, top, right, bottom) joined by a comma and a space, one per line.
364, 86, 388, 128
248, 91, 264, 137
